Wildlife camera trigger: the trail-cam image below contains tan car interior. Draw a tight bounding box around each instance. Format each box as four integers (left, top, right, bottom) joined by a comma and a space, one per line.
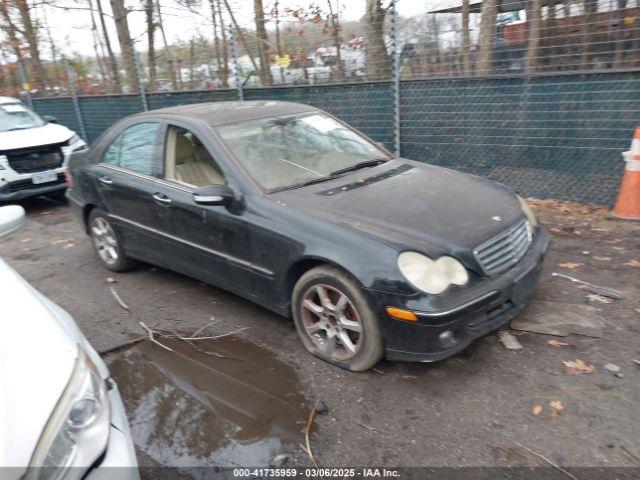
165, 127, 224, 187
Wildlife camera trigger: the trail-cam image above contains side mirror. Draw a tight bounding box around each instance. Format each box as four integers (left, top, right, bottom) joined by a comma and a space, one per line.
0, 205, 25, 239
43, 115, 57, 124
193, 184, 234, 206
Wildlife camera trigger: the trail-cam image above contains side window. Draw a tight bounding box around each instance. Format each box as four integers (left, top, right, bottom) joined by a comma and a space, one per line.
102, 136, 120, 165
101, 123, 160, 174
166, 126, 225, 187
119, 123, 160, 175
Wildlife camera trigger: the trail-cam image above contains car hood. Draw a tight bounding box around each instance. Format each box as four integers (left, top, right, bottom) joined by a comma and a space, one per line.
0, 123, 74, 151
0, 257, 107, 473
272, 159, 524, 257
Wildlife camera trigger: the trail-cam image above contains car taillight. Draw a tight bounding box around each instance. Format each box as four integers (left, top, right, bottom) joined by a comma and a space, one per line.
64, 169, 73, 189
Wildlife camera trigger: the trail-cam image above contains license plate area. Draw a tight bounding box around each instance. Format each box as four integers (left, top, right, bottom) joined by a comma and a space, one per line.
32, 171, 58, 184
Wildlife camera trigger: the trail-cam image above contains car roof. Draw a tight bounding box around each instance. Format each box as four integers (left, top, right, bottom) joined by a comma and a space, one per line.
0, 96, 21, 105
147, 100, 318, 127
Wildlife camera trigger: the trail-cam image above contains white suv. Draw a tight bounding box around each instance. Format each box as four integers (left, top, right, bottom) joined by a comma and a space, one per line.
0, 96, 86, 201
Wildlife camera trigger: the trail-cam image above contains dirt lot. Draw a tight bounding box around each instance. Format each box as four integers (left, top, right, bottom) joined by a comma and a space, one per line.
2, 196, 640, 471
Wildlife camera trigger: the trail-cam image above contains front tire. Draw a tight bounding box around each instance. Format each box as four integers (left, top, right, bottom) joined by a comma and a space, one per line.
88, 209, 136, 272
292, 265, 384, 371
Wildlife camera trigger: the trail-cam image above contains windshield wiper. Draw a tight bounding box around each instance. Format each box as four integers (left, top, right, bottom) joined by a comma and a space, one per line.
271, 175, 338, 193
329, 158, 388, 177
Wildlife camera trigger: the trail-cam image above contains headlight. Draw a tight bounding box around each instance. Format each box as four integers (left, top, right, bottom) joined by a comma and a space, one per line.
517, 195, 537, 228
397, 252, 469, 294
26, 346, 110, 480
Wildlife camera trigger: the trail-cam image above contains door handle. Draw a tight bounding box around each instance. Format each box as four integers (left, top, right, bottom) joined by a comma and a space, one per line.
98, 176, 113, 185
152, 193, 172, 204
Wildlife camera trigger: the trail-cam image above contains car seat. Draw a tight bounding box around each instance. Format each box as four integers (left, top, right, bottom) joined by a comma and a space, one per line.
174, 134, 224, 186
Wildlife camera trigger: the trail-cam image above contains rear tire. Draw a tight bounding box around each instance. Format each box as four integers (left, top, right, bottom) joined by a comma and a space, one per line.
88, 209, 136, 272
292, 265, 384, 371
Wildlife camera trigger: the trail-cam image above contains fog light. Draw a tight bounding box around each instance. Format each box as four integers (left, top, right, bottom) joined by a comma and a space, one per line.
438, 330, 456, 347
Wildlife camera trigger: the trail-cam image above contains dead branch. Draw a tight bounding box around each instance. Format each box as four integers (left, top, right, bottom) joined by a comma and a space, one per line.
512, 441, 578, 480
301, 400, 319, 467
109, 286, 130, 311
139, 322, 174, 352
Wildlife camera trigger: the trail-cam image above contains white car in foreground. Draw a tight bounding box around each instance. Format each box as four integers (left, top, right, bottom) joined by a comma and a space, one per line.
0, 205, 138, 479
0, 97, 86, 201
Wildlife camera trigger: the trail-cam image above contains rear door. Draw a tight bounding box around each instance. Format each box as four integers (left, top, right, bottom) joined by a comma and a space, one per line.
87, 121, 168, 264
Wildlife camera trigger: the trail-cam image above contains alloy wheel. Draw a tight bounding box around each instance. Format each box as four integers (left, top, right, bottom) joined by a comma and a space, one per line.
300, 284, 363, 361
91, 217, 119, 266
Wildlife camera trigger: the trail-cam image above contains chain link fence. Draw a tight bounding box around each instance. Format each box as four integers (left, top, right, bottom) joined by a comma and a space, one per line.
2, 0, 639, 204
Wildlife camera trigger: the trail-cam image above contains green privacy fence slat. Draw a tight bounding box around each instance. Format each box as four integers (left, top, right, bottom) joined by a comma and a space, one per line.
31, 71, 639, 205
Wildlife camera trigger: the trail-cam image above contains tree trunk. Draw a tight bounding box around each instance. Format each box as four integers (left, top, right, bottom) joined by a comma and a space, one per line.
209, 0, 222, 85
145, 0, 156, 91
525, 0, 542, 72
217, 0, 229, 86
612, 0, 627, 67
15, 0, 49, 90
364, 0, 391, 80
0, 0, 25, 77
222, 0, 259, 74
327, 0, 345, 82
253, 0, 273, 85
88, 0, 108, 85
96, 0, 121, 92
110, 0, 137, 92
476, 0, 497, 74
153, 0, 177, 90
461, 0, 471, 75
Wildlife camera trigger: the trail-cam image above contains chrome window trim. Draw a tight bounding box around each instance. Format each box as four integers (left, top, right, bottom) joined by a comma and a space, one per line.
108, 213, 273, 277
99, 164, 193, 193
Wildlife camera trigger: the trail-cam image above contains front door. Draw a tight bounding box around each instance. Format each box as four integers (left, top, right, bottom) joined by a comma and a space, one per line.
154, 125, 255, 292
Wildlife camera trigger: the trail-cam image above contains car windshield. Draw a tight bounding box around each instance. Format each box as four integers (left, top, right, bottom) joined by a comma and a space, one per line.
217, 112, 391, 191
0, 102, 45, 132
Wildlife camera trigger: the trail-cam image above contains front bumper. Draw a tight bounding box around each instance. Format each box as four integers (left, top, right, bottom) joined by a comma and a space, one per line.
368, 227, 550, 362
0, 171, 66, 201
85, 379, 139, 480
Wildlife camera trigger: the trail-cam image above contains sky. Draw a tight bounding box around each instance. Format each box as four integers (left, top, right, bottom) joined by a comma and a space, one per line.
34, 0, 432, 59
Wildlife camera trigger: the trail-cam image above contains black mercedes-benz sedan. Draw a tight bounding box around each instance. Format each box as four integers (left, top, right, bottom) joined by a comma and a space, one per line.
66, 100, 549, 371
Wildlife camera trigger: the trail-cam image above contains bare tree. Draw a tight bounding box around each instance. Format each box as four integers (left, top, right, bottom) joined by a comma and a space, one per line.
476, 0, 497, 74
0, 0, 25, 77
327, 0, 344, 81
216, 0, 229, 86
154, 0, 178, 90
364, 0, 391, 79
525, 0, 542, 72
96, 0, 121, 92
145, 0, 156, 90
580, 0, 598, 68
88, 0, 108, 84
253, 0, 273, 85
110, 0, 137, 92
15, 0, 49, 89
222, 0, 259, 73
461, 0, 471, 75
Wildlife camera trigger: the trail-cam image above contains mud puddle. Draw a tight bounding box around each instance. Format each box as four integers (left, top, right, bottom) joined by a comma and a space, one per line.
108, 336, 308, 468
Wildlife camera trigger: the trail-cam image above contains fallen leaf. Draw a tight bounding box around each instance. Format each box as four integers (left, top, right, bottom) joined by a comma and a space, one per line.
623, 259, 640, 267
550, 400, 564, 412
563, 359, 596, 375
586, 293, 612, 304
559, 262, 584, 270
547, 339, 570, 347
593, 256, 611, 261
19, 238, 32, 243
532, 405, 543, 416
402, 374, 417, 380
635, 309, 640, 315
498, 331, 523, 350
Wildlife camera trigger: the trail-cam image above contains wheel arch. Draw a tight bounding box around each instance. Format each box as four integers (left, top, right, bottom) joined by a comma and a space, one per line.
82, 203, 96, 234
285, 256, 363, 316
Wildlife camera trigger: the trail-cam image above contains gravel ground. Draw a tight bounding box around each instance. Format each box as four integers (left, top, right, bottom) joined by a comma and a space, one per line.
1, 195, 639, 470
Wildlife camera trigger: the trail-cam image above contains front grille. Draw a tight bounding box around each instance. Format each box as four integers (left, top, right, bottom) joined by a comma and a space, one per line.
3, 142, 65, 173
473, 220, 532, 275
8, 173, 65, 192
